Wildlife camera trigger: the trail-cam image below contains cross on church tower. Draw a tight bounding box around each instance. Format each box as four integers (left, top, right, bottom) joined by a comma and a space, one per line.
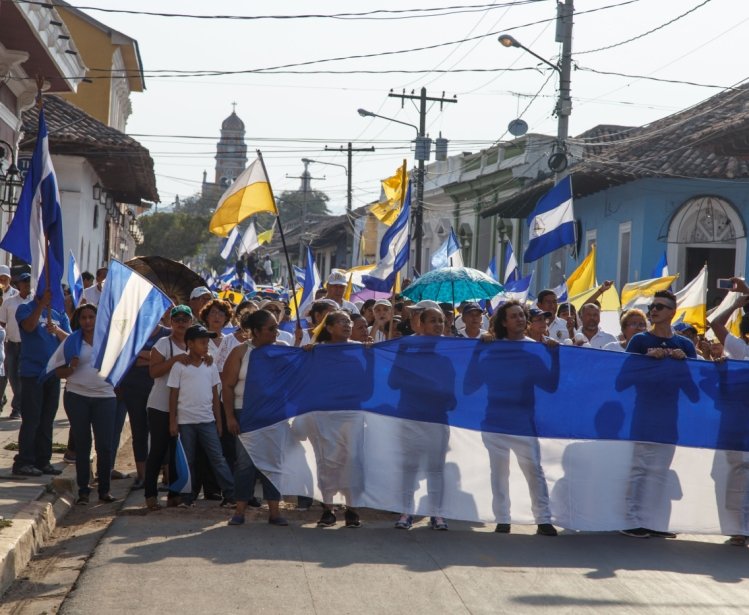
231, 101, 237, 113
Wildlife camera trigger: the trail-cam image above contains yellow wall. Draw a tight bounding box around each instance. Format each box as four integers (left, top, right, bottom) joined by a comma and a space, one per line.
56, 8, 142, 125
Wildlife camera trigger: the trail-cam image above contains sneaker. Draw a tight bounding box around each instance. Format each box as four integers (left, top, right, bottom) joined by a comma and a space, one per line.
430, 516, 448, 531
248, 497, 263, 508
495, 523, 511, 534
220, 497, 236, 508
620, 527, 650, 538
38, 464, 62, 476
62, 452, 76, 464
727, 535, 747, 547
98, 494, 117, 503
177, 502, 194, 509
344, 509, 362, 528
228, 514, 245, 526
131, 478, 145, 490
75, 494, 89, 505
648, 529, 677, 539
536, 523, 558, 536
9, 410, 21, 420
394, 514, 413, 530
13, 465, 42, 477
268, 516, 289, 526
111, 469, 130, 480
145, 497, 161, 511
204, 493, 223, 501
317, 509, 337, 527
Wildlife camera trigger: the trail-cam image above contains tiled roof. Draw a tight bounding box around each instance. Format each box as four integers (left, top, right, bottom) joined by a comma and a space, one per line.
21, 95, 158, 204
482, 84, 749, 219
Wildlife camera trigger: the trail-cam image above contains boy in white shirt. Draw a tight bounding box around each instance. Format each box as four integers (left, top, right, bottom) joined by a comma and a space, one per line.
168, 325, 235, 507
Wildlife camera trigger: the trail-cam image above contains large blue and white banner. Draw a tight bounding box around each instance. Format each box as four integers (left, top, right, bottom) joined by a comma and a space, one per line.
240, 338, 749, 534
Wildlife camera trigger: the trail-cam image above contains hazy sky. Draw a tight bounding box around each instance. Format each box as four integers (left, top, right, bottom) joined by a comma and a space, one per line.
80, 0, 747, 217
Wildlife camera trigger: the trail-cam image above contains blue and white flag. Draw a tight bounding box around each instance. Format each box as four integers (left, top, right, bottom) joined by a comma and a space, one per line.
431, 227, 463, 270
169, 435, 192, 494
67, 251, 83, 308
205, 274, 216, 290
220, 226, 240, 260
552, 280, 568, 303
502, 272, 533, 303
0, 107, 65, 312
242, 270, 256, 293
296, 246, 321, 318
92, 260, 173, 387
362, 182, 411, 292
217, 265, 237, 288
292, 265, 306, 288
504, 240, 519, 284
524, 176, 575, 263
651, 251, 669, 279
41, 328, 82, 382
239, 337, 749, 534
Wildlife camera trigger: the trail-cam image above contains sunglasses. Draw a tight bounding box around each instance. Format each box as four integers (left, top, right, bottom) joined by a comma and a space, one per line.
647, 302, 673, 312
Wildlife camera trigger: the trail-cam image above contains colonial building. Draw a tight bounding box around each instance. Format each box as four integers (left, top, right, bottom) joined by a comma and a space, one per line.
202, 106, 248, 203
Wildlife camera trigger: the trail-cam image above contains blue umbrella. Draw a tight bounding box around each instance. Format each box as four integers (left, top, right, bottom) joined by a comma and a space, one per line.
401, 267, 504, 304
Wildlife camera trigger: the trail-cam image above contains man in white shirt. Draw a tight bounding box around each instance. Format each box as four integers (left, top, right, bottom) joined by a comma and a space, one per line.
537, 290, 570, 342
578, 303, 618, 349
0, 265, 18, 301
0, 273, 33, 418
324, 270, 360, 314
457, 303, 487, 339
81, 267, 107, 306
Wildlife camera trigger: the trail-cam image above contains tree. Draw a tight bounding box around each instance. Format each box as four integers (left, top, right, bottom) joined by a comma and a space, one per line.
139, 212, 211, 261
273, 189, 330, 225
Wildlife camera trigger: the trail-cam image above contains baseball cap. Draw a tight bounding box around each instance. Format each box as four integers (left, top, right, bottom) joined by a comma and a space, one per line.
185, 324, 217, 341
374, 299, 392, 308
529, 307, 552, 320
413, 300, 441, 311
189, 286, 212, 300
16, 272, 31, 282
674, 322, 698, 333
326, 270, 348, 286
0, 265, 10, 278
170, 305, 193, 319
462, 302, 483, 314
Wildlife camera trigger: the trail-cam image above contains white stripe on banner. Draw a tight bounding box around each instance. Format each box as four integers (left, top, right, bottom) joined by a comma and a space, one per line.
528, 196, 573, 241
98, 273, 161, 376
241, 412, 749, 534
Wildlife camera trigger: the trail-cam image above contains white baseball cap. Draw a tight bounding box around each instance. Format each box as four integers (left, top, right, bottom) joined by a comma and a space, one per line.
0, 265, 10, 278
326, 271, 348, 286
413, 300, 441, 311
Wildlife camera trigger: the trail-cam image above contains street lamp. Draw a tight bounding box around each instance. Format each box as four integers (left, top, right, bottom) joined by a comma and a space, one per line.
303, 157, 352, 215
357, 108, 418, 136
498, 7, 573, 174
357, 107, 429, 274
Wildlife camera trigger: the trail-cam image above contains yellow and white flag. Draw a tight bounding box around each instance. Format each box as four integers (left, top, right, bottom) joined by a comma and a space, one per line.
567, 246, 596, 299
674, 266, 707, 332
369, 162, 408, 226
621, 275, 679, 309
209, 157, 278, 237
257, 222, 275, 245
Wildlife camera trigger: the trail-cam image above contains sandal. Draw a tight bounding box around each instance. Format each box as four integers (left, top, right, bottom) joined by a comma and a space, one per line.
728, 535, 747, 547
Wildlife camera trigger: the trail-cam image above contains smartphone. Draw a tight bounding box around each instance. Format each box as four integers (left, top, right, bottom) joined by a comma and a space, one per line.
717, 278, 733, 290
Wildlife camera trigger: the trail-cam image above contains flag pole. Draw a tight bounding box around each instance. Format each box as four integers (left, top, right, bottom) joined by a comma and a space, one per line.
256, 149, 302, 327
387, 161, 408, 340
35, 76, 52, 327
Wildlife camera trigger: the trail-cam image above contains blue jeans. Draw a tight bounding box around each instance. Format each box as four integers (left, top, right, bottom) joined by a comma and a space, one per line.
63, 391, 116, 497
179, 422, 234, 503
110, 399, 128, 470
15, 377, 60, 470
234, 439, 280, 503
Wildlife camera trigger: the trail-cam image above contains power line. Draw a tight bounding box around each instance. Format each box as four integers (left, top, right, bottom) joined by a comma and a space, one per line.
575, 0, 713, 55
16, 0, 543, 20
575, 66, 740, 90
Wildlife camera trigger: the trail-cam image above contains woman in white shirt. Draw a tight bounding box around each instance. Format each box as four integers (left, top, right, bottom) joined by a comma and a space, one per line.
55, 305, 117, 505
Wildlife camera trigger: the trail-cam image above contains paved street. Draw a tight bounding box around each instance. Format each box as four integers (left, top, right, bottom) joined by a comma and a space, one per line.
41, 491, 749, 614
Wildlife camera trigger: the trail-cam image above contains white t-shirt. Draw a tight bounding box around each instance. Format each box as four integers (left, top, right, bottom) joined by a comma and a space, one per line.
167, 361, 221, 424
603, 340, 626, 352
459, 328, 487, 339
277, 329, 294, 345
214, 333, 242, 372
724, 333, 749, 360
66, 341, 115, 398
82, 284, 102, 306
146, 336, 187, 412
0, 293, 33, 342
2, 286, 18, 300
369, 327, 387, 343
548, 317, 571, 342
580, 328, 619, 350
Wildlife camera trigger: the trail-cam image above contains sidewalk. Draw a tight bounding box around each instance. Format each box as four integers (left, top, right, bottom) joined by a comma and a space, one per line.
0, 389, 131, 595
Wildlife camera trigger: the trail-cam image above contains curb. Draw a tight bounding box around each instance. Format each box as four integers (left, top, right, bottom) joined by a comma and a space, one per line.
0, 421, 132, 596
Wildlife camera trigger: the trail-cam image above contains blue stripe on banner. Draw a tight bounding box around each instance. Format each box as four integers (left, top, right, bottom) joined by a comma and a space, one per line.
524, 221, 576, 263
241, 337, 749, 453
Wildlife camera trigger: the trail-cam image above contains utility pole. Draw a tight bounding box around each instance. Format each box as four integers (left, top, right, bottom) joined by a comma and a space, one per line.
556, 0, 574, 150
388, 88, 457, 275
286, 159, 325, 266
324, 142, 375, 214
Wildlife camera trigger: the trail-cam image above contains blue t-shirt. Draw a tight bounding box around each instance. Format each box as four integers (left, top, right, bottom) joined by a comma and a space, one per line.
16, 302, 72, 377
625, 331, 697, 358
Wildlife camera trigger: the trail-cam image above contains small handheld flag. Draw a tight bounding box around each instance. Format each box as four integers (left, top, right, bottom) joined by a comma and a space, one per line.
68, 251, 83, 308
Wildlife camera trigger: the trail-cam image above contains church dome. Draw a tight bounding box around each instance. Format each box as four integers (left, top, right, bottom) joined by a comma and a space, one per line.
221, 111, 245, 131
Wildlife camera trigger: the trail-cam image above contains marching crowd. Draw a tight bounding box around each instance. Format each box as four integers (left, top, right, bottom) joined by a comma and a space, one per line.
2, 265, 748, 545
